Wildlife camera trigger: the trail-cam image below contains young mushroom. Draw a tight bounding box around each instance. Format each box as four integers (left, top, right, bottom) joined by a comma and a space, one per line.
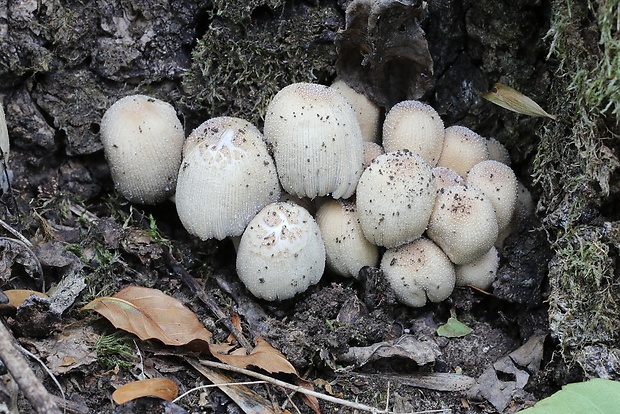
437, 125, 489, 177
382, 100, 445, 166
455, 246, 499, 290
330, 79, 381, 143
315, 199, 380, 279
263, 82, 364, 199
427, 185, 499, 265
357, 150, 435, 248
236, 202, 325, 301
381, 237, 456, 307
175, 116, 280, 240
100, 94, 185, 204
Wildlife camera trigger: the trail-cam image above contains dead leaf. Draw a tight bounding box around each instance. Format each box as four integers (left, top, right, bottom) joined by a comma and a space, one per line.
339, 335, 440, 367
81, 286, 211, 352
0, 237, 43, 285
210, 336, 298, 376
3, 289, 48, 309
112, 378, 178, 404
483, 83, 557, 120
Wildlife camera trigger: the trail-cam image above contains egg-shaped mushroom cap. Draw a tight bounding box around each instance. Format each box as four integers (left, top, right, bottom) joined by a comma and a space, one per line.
432, 166, 464, 192
100, 94, 184, 205
486, 137, 511, 165
357, 150, 435, 248
427, 185, 499, 265
330, 79, 381, 143
466, 160, 518, 232
263, 82, 364, 200
437, 126, 489, 177
381, 237, 456, 307
315, 199, 380, 279
382, 100, 445, 166
455, 246, 499, 290
175, 116, 281, 240
236, 202, 325, 301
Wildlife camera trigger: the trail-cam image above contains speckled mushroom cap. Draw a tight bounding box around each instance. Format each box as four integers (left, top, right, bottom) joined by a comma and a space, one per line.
236, 202, 325, 301
455, 246, 499, 290
263, 82, 364, 199
381, 237, 456, 307
427, 185, 499, 265
175, 116, 280, 240
466, 160, 518, 232
486, 137, 511, 165
315, 199, 380, 279
100, 94, 185, 204
357, 150, 435, 248
437, 126, 489, 177
363, 141, 384, 169
330, 79, 381, 143
382, 100, 445, 166
432, 166, 464, 192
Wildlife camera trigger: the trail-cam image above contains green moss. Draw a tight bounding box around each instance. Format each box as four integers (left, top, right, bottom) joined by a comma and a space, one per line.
533, 0, 620, 369
180, 3, 341, 127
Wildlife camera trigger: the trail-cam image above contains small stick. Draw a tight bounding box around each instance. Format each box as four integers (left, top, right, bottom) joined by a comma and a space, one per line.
0, 320, 62, 414
190, 358, 450, 414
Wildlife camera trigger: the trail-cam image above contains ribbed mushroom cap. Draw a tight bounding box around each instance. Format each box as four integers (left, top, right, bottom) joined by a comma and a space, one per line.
236, 202, 325, 301
432, 166, 464, 192
381, 237, 456, 307
382, 100, 445, 166
466, 160, 518, 232
100, 94, 184, 204
175, 116, 280, 240
427, 185, 499, 265
437, 126, 489, 177
357, 150, 435, 248
263, 82, 364, 199
315, 199, 380, 279
330, 79, 381, 143
455, 246, 499, 290
486, 137, 511, 165
363, 141, 384, 169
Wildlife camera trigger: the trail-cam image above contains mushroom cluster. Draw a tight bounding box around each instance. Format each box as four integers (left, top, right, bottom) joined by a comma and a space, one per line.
100, 84, 530, 305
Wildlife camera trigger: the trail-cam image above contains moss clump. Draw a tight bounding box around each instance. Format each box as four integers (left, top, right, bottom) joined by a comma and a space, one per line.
180, 2, 342, 128
534, 0, 620, 375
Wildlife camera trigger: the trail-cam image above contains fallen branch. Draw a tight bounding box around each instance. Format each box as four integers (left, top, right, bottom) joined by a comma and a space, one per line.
0, 320, 62, 414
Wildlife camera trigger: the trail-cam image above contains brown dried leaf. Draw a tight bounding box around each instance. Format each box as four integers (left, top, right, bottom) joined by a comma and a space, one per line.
112, 378, 178, 405
81, 286, 211, 351
4, 289, 48, 309
483, 83, 557, 120
210, 336, 298, 376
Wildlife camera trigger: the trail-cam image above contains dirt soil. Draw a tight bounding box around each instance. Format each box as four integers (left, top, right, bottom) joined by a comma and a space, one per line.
0, 0, 596, 413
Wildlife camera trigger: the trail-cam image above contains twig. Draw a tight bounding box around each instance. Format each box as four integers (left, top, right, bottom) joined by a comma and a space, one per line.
0, 320, 62, 414
162, 247, 254, 352
190, 358, 451, 414
173, 380, 267, 403
0, 217, 33, 247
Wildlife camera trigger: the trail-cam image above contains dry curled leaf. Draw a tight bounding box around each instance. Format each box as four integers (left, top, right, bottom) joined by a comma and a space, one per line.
483, 83, 557, 120
81, 286, 211, 352
210, 336, 298, 376
112, 378, 178, 404
3, 289, 48, 309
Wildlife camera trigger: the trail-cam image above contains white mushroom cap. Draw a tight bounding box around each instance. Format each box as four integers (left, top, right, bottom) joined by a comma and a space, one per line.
486, 137, 511, 165
315, 199, 380, 279
427, 185, 499, 265
100, 94, 184, 204
382, 100, 445, 166
236, 202, 325, 301
381, 237, 456, 307
263, 82, 364, 199
330, 79, 381, 143
466, 160, 518, 232
455, 246, 499, 290
175, 117, 280, 240
432, 166, 464, 192
363, 141, 384, 169
437, 126, 489, 177
357, 150, 435, 248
